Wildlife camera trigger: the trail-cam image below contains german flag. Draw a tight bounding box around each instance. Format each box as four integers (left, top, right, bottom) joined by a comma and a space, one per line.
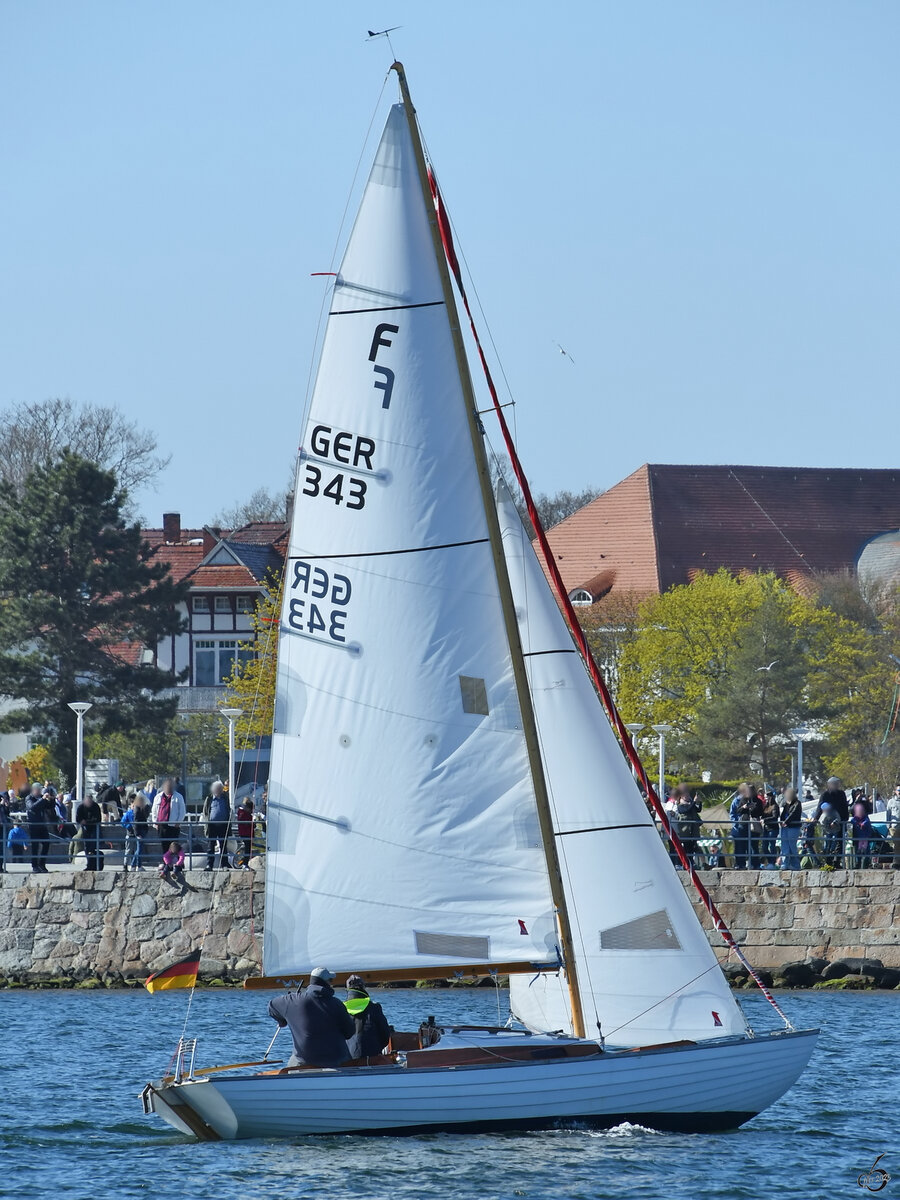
145, 949, 201, 994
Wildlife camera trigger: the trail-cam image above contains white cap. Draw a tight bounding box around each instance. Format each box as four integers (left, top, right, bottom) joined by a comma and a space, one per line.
310, 967, 335, 982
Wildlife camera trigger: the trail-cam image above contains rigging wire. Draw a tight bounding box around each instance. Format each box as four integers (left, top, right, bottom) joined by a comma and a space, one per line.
427, 167, 793, 1033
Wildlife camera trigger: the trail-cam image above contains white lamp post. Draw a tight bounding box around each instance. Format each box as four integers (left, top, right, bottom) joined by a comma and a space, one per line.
789, 727, 809, 796
624, 723, 644, 781
67, 701, 93, 817
651, 724, 673, 799
220, 707, 243, 811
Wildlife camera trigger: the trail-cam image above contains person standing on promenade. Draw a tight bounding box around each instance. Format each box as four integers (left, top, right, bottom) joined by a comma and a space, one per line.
26, 785, 55, 874
75, 792, 104, 870
202, 781, 231, 870
886, 786, 900, 867
151, 778, 185, 860
761, 787, 780, 867
779, 786, 803, 870
235, 797, 254, 867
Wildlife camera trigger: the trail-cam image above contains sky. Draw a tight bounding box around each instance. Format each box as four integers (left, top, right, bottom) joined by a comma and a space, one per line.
2, 2, 898, 527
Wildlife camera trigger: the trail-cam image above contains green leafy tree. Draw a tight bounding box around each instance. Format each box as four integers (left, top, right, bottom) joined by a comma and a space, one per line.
87, 712, 228, 784
221, 574, 282, 750
0, 451, 187, 782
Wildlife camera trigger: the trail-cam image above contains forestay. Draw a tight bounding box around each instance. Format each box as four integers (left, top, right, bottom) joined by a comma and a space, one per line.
498, 484, 748, 1045
265, 104, 556, 975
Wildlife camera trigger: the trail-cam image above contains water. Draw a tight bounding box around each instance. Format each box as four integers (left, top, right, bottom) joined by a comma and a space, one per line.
1, 986, 894, 1199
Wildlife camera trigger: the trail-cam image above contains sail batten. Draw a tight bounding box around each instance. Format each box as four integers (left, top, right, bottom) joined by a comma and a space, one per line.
497, 483, 748, 1046
264, 101, 558, 978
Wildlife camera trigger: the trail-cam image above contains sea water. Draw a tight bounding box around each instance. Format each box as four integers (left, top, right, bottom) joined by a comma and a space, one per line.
1, 986, 893, 1199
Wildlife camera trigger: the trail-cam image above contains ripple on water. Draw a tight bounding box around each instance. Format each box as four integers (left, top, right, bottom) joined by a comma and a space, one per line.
2, 987, 896, 1199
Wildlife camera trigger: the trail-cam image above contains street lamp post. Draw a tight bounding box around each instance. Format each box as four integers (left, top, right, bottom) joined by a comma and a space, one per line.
67, 702, 93, 818
624, 723, 644, 781
789, 727, 809, 797
220, 708, 244, 810
651, 724, 673, 800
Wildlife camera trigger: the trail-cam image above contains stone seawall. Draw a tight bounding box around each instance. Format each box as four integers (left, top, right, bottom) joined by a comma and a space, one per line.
0, 867, 265, 984
682, 868, 900, 971
0, 865, 897, 984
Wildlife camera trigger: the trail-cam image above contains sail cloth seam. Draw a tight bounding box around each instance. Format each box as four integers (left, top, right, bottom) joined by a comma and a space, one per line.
427, 170, 792, 1032
330, 299, 444, 315
555, 824, 655, 837
287, 537, 489, 561
522, 649, 577, 658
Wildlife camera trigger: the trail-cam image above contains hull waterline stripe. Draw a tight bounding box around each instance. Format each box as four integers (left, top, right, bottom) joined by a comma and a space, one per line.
288, 538, 488, 561
330, 300, 445, 315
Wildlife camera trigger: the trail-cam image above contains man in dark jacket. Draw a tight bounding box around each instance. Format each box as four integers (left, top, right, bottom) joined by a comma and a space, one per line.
344, 975, 393, 1060
268, 968, 354, 1068
26, 786, 55, 873
75, 793, 104, 870
815, 777, 849, 824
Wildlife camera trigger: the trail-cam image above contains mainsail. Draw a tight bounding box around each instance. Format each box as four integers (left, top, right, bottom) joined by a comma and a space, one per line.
265, 104, 557, 975
498, 484, 748, 1045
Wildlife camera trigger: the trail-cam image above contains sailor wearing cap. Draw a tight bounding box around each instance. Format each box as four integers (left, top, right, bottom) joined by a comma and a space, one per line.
267, 968, 355, 1069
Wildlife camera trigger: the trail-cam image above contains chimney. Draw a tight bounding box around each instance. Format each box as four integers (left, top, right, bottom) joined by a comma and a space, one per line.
163, 512, 181, 544
202, 526, 217, 554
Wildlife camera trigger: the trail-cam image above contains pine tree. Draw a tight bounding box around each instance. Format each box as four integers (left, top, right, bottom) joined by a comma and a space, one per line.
0, 451, 187, 782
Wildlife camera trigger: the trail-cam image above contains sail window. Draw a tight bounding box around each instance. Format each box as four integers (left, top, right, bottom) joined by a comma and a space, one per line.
598, 909, 682, 952
459, 676, 489, 716
415, 931, 490, 959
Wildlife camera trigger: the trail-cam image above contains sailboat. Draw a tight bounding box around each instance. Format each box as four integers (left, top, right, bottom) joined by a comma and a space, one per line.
142, 63, 817, 1141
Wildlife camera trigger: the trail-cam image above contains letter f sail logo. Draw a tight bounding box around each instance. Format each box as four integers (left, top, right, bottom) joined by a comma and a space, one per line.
712, 1011, 723, 1027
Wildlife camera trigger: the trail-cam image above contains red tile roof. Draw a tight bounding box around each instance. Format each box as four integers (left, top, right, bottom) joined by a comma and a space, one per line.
188, 565, 261, 589
541, 464, 900, 598
229, 522, 289, 545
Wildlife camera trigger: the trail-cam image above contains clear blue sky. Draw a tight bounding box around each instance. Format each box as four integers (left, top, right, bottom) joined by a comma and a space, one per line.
2, 2, 898, 527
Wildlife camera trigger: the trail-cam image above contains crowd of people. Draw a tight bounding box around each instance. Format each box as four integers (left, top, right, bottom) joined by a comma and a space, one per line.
662, 776, 900, 870
0, 776, 263, 875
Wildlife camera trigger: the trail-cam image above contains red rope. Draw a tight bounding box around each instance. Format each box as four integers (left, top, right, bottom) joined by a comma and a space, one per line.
428, 168, 790, 1029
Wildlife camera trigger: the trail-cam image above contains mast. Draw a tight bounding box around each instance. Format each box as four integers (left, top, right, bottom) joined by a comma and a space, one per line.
391, 61, 587, 1040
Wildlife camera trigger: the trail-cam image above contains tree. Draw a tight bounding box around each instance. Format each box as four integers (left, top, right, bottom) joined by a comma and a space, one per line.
212, 485, 291, 529
616, 569, 878, 784
489, 454, 602, 538
220, 574, 282, 749
0, 397, 169, 506
577, 591, 644, 695
0, 451, 187, 783
87, 712, 228, 784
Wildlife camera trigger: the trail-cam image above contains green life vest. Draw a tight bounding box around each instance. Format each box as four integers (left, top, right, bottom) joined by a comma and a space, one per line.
345, 996, 371, 1017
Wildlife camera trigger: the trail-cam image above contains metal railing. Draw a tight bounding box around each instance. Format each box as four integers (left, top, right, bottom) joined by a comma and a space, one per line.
0, 813, 266, 872
655, 817, 900, 870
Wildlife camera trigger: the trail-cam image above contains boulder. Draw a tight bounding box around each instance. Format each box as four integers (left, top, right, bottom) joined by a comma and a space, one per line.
778, 961, 821, 988
813, 975, 877, 990
822, 960, 852, 980
804, 957, 828, 974
720, 963, 748, 984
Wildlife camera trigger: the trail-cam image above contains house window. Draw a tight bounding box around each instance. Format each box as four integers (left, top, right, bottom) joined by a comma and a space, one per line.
235, 595, 254, 614
192, 596, 210, 613
215, 596, 232, 614
569, 589, 594, 607
194, 639, 255, 686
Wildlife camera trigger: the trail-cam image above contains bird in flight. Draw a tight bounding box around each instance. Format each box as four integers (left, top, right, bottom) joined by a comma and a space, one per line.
554, 341, 575, 365
756, 660, 779, 671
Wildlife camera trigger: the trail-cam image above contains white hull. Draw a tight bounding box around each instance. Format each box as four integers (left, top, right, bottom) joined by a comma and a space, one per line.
145, 1029, 817, 1141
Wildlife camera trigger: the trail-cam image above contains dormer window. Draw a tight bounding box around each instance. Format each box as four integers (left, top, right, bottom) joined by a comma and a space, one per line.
215, 596, 232, 614
192, 596, 210, 613
235, 595, 254, 614
569, 588, 594, 607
